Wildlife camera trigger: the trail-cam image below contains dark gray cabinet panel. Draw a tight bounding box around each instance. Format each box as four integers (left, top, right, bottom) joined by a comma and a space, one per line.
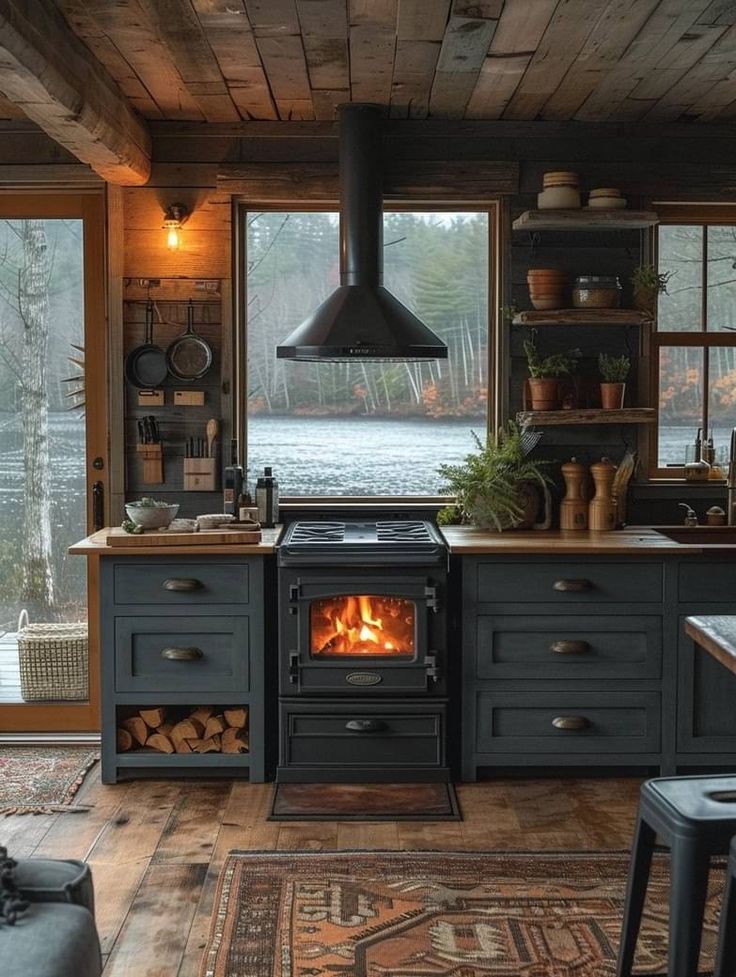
113, 562, 249, 605
476, 615, 662, 680
114, 616, 250, 693
475, 691, 661, 754
476, 561, 663, 604
679, 563, 736, 603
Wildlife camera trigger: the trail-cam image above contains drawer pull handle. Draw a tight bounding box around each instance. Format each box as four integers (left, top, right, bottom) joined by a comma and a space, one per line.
162, 578, 203, 593
553, 578, 592, 593
552, 715, 590, 731
550, 640, 591, 655
345, 719, 387, 734
161, 646, 203, 662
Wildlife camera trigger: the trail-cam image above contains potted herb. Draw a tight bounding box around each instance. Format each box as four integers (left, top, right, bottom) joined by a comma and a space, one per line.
631, 264, 671, 316
437, 422, 551, 531
523, 337, 581, 411
598, 353, 630, 409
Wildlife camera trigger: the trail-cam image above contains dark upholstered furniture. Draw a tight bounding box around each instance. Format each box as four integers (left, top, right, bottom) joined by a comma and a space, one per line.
618, 775, 736, 977
1, 858, 101, 977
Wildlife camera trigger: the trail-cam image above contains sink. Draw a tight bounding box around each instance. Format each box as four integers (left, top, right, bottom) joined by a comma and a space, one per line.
655, 526, 736, 545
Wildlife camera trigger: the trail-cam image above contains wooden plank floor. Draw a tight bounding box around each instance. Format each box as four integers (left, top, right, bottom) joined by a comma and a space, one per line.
0, 769, 643, 976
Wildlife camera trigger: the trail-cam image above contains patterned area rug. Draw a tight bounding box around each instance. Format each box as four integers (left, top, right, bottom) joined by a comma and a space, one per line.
202, 850, 725, 977
0, 746, 98, 815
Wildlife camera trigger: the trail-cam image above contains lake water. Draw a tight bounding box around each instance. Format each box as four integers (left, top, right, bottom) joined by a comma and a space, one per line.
248, 414, 728, 495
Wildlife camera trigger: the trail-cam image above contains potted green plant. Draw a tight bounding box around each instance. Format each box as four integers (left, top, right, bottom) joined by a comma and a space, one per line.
630, 264, 671, 316
598, 353, 630, 409
523, 337, 581, 411
437, 422, 551, 531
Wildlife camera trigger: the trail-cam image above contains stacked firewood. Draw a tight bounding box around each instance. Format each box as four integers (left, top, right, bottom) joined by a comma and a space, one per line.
116, 706, 249, 754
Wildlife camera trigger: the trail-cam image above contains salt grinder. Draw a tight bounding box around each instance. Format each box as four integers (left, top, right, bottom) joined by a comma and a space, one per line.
560, 457, 588, 530
588, 457, 618, 532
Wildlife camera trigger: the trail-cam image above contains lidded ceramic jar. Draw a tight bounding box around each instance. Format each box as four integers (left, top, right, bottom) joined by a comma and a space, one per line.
538, 171, 581, 210
572, 275, 622, 309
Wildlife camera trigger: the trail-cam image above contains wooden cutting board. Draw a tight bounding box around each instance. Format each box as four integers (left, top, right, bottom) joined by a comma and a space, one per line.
106, 526, 262, 547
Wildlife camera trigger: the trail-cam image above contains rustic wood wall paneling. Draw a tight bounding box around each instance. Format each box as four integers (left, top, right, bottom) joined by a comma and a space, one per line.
107, 184, 126, 521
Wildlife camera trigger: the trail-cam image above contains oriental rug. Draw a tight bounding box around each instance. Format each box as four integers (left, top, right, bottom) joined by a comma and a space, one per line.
270, 782, 461, 820
0, 746, 98, 815
201, 850, 725, 977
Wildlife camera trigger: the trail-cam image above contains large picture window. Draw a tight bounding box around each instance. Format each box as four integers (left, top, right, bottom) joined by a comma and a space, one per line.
243, 209, 492, 497
652, 213, 736, 476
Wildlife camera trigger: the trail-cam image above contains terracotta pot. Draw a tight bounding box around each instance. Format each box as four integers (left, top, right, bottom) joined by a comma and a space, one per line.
633, 285, 657, 316
528, 377, 560, 410
600, 382, 625, 409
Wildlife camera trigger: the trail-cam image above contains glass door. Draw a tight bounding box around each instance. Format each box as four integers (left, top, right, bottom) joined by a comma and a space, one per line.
0, 194, 106, 733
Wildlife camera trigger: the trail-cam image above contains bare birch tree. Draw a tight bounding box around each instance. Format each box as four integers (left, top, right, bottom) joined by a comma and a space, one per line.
18, 219, 54, 615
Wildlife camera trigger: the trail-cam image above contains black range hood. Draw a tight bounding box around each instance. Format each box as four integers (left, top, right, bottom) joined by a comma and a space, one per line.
276, 104, 448, 362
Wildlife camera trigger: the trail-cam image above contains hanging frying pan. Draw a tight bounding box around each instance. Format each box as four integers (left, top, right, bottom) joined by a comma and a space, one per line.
165, 299, 213, 381
125, 299, 168, 388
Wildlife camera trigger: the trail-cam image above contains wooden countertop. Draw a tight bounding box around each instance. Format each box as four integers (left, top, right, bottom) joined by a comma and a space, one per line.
685, 616, 736, 676
439, 526, 705, 554
69, 526, 281, 556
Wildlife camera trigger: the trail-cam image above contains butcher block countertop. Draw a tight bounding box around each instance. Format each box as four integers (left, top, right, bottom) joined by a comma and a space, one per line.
685, 617, 736, 677
69, 526, 281, 556
439, 526, 709, 554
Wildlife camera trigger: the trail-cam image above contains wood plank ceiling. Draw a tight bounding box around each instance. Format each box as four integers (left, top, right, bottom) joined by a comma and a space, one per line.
41, 0, 736, 125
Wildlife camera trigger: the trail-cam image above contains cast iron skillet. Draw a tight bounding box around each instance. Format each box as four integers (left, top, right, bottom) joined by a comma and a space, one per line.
125, 299, 168, 388
165, 299, 213, 382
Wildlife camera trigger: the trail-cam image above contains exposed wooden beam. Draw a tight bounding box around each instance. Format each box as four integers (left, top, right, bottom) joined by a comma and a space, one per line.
0, 0, 150, 184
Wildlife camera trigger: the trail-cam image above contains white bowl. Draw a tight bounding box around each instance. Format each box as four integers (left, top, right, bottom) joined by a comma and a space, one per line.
538, 187, 581, 210
587, 196, 627, 209
124, 502, 179, 529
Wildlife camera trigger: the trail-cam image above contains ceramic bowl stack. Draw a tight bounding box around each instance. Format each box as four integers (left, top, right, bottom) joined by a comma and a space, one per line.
527, 268, 567, 311
538, 172, 581, 209
587, 187, 627, 209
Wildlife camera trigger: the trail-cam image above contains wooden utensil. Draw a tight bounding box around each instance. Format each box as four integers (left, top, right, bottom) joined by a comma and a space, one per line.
560, 457, 588, 530
588, 457, 618, 532
206, 418, 218, 459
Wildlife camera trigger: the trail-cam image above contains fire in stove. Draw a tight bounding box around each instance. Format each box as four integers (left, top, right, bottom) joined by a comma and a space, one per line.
310, 595, 415, 658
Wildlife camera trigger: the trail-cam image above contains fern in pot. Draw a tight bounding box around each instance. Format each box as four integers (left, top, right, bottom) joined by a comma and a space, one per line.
524, 337, 581, 411
599, 353, 630, 409
438, 422, 551, 531
631, 264, 671, 317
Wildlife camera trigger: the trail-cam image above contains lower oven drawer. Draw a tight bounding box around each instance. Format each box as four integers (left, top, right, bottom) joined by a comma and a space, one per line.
114, 616, 250, 693
282, 704, 445, 769
475, 691, 661, 754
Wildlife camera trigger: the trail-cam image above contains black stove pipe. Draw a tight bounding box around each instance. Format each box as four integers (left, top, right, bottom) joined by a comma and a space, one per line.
340, 104, 381, 288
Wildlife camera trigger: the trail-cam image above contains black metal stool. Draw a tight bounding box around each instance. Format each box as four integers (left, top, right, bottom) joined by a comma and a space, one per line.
617, 775, 736, 977
714, 835, 736, 977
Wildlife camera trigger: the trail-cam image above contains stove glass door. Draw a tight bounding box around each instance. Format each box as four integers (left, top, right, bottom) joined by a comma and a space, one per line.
310, 595, 415, 659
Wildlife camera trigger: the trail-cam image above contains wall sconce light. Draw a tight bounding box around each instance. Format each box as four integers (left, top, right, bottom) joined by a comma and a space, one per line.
163, 203, 189, 251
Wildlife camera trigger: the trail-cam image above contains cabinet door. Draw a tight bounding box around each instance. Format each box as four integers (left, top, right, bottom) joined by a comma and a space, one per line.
678, 616, 736, 753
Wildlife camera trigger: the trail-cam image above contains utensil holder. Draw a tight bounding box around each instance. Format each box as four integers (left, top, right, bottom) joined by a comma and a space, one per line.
184, 457, 217, 491
137, 443, 164, 484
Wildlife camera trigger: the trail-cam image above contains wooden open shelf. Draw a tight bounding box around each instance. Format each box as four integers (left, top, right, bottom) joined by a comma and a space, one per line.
512, 309, 652, 327
512, 210, 659, 231
517, 408, 657, 427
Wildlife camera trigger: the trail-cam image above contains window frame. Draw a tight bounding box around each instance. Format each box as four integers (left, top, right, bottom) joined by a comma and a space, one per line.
234, 200, 501, 502
649, 204, 736, 480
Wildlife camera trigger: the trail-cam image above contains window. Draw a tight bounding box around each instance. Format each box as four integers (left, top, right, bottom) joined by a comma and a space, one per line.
652, 212, 736, 476
243, 209, 492, 497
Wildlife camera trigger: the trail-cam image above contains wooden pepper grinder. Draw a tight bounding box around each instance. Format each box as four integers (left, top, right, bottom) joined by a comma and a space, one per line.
560, 457, 589, 531
588, 457, 618, 532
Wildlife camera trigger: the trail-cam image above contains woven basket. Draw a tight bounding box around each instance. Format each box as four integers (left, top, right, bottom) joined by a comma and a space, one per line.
17, 609, 89, 701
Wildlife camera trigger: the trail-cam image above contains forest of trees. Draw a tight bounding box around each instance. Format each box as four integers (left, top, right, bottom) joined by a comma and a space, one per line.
246, 211, 490, 422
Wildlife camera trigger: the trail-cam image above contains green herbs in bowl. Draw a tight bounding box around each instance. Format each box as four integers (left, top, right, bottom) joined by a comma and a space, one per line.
124, 498, 180, 530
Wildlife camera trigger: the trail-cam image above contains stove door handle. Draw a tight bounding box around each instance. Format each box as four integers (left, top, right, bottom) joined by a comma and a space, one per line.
425, 584, 439, 612
288, 651, 299, 684
345, 719, 387, 734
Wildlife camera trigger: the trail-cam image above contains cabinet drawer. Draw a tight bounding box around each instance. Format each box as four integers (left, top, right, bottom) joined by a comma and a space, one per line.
476, 615, 662, 680
283, 708, 444, 768
476, 561, 663, 604
679, 562, 736, 603
114, 616, 249, 693
113, 563, 249, 606
476, 691, 661, 754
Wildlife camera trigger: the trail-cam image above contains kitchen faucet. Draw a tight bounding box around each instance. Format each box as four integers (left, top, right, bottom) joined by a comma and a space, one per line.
728, 427, 736, 525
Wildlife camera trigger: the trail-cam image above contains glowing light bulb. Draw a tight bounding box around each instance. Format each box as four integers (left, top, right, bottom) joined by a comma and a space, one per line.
166, 224, 180, 250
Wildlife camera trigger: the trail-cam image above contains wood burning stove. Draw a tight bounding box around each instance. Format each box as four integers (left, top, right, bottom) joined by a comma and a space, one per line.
277, 521, 449, 782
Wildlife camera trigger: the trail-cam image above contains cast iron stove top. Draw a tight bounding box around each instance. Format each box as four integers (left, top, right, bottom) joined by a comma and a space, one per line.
277, 520, 446, 565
